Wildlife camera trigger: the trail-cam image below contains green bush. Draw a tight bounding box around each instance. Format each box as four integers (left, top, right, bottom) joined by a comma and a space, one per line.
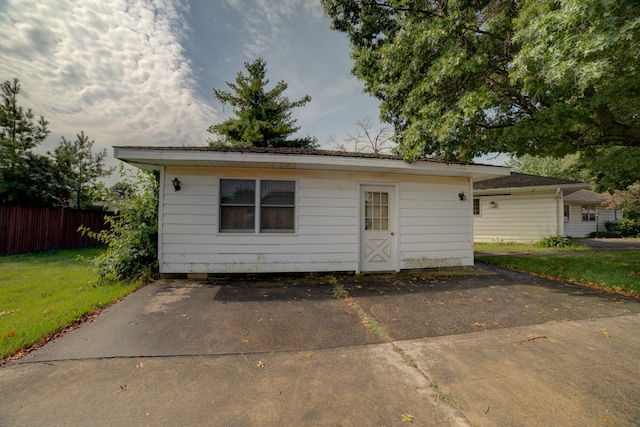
79, 169, 159, 282
605, 218, 640, 237
537, 236, 577, 248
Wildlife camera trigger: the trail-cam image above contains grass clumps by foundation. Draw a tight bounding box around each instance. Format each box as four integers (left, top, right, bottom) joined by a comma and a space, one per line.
0, 247, 144, 361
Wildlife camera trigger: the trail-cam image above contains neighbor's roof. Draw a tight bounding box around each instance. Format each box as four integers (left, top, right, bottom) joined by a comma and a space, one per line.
474, 172, 588, 191
563, 189, 605, 205
113, 146, 511, 180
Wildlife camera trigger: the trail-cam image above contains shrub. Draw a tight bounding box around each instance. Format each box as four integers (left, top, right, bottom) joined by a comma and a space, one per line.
606, 218, 640, 237
79, 169, 159, 282
537, 236, 576, 248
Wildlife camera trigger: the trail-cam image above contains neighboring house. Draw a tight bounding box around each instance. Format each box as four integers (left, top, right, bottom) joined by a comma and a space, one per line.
114, 146, 509, 276
563, 189, 622, 238
473, 172, 588, 243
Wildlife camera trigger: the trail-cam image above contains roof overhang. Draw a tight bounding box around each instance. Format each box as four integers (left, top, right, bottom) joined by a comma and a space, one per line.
474, 182, 589, 195
114, 146, 511, 181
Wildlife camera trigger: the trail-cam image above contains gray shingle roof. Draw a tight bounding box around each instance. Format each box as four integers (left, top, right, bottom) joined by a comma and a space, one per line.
563, 189, 605, 204
474, 172, 585, 190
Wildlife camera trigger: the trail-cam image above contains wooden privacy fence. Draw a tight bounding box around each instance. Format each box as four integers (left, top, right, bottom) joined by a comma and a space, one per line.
0, 205, 111, 256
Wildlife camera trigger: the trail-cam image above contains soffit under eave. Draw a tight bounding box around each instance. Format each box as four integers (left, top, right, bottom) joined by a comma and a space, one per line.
473, 183, 589, 195
115, 155, 509, 180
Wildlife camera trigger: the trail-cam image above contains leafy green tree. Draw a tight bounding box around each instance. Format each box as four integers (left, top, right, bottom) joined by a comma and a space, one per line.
80, 168, 159, 282
321, 0, 640, 188
505, 154, 590, 183
208, 57, 317, 148
0, 78, 57, 205
52, 131, 114, 209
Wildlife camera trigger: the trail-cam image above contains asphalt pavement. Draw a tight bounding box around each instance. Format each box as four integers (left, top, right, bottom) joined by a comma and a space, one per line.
1, 264, 639, 426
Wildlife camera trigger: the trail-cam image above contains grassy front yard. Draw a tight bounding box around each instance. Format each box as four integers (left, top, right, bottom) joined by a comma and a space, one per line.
0, 248, 144, 361
476, 249, 640, 296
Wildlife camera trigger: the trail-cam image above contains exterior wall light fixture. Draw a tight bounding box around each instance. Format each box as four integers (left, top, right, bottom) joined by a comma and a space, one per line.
458, 191, 467, 201
172, 177, 181, 191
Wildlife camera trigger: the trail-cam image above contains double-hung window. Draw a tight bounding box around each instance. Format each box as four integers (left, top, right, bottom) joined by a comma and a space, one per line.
581, 205, 596, 222
219, 179, 295, 233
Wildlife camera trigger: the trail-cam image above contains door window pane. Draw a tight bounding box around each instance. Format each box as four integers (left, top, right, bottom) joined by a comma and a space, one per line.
364, 191, 389, 231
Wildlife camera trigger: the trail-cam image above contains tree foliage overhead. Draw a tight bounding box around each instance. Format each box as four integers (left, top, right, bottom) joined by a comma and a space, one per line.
208, 57, 317, 148
505, 154, 590, 183
321, 0, 640, 181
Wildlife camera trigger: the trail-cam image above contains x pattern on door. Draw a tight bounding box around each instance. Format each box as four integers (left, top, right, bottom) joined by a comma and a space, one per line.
363, 238, 391, 263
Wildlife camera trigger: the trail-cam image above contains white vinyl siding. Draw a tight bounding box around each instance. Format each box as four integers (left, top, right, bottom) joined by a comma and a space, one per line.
159, 166, 473, 274
564, 204, 617, 238
473, 191, 562, 243
398, 178, 473, 269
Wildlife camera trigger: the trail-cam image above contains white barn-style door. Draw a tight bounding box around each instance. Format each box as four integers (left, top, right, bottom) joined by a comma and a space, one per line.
359, 185, 396, 272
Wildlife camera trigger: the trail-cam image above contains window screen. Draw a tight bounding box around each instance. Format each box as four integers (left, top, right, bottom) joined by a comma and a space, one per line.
260, 180, 295, 232
220, 179, 255, 232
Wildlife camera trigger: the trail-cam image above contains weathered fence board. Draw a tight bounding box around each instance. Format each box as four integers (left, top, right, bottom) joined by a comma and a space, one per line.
0, 205, 110, 256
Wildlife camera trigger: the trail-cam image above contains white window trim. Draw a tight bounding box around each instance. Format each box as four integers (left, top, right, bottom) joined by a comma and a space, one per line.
218, 178, 298, 235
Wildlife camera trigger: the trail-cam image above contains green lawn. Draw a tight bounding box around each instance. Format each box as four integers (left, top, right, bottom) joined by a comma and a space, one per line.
476, 250, 640, 296
0, 248, 144, 360
474, 241, 589, 252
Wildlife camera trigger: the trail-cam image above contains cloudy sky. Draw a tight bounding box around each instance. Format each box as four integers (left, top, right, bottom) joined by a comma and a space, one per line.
0, 0, 382, 176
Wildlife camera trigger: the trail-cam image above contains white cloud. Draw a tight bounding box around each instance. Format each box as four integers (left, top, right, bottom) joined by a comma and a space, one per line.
0, 0, 219, 167
222, 0, 324, 58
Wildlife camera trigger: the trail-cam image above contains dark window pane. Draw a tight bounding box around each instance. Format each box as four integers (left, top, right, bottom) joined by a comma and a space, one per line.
220, 206, 255, 231
261, 180, 295, 205
260, 207, 294, 232
220, 179, 255, 205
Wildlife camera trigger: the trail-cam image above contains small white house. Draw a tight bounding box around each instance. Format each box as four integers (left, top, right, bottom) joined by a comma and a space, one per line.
563, 189, 622, 238
473, 172, 588, 243
115, 147, 509, 276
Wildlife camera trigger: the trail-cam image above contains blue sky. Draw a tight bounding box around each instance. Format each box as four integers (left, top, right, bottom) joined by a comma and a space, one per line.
0, 0, 381, 173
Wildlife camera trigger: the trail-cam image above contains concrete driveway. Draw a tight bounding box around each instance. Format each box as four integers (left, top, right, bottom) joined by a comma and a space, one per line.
1, 265, 639, 426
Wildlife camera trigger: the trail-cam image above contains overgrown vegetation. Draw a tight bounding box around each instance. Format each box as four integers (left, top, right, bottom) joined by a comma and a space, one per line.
536, 236, 578, 248
0, 248, 144, 361
476, 251, 640, 296
80, 168, 159, 282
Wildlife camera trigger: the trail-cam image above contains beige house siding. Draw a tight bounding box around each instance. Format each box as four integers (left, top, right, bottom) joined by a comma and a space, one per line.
473, 190, 563, 243
159, 166, 473, 274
